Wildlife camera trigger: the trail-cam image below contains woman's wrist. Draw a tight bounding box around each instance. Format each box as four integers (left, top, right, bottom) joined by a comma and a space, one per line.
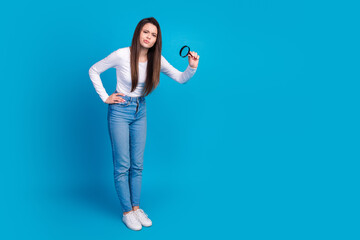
189, 65, 197, 69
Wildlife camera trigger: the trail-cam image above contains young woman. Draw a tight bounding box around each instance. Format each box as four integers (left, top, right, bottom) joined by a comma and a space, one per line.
88, 17, 200, 231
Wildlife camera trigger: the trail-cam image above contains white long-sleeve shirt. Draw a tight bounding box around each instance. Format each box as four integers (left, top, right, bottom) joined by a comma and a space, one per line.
89, 46, 197, 102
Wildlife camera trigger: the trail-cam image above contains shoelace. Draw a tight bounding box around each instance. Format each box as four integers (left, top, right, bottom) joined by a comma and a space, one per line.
136, 209, 149, 219
127, 212, 139, 224
139, 209, 148, 217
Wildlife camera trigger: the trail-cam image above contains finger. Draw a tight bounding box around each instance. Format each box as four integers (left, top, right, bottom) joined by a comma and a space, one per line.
117, 93, 125, 96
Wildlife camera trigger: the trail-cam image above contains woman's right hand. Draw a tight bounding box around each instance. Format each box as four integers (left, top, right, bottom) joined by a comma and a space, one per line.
105, 92, 126, 104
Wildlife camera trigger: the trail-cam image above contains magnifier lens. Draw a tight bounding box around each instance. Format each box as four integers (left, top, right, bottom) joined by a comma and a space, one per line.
180, 46, 190, 58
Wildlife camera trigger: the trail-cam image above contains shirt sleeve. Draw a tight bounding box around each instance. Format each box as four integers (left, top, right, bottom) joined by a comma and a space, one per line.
89, 49, 121, 103
160, 55, 197, 84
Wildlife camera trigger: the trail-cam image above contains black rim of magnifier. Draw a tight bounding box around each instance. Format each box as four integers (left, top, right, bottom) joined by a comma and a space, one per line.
180, 45, 190, 58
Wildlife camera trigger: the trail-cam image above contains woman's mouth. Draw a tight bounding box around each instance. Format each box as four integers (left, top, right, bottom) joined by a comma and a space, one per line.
144, 40, 149, 44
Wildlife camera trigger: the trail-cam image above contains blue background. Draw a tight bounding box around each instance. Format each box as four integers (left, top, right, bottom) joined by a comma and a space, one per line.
2, 0, 359, 239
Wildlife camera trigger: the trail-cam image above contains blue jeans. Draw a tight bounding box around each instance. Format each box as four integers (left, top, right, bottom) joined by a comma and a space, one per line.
107, 90, 147, 213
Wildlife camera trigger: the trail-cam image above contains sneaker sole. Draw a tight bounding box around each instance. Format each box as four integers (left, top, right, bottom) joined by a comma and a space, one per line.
141, 222, 152, 227
124, 224, 142, 231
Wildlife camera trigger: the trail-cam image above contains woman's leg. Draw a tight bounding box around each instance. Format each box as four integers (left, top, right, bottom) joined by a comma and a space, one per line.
108, 106, 133, 214
129, 101, 147, 208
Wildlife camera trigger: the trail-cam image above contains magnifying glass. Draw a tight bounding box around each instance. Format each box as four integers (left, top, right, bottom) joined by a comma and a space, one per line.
179, 45, 194, 58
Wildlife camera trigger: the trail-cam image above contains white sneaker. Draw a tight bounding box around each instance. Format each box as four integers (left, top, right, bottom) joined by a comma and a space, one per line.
134, 209, 152, 227
122, 211, 142, 231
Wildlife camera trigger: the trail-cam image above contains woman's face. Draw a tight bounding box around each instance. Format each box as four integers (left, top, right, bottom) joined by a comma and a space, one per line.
139, 23, 158, 49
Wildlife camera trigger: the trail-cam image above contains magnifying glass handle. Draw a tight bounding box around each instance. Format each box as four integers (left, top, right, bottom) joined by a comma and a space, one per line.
187, 52, 194, 57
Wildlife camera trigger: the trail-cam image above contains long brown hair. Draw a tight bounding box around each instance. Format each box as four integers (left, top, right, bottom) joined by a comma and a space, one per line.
129, 17, 162, 97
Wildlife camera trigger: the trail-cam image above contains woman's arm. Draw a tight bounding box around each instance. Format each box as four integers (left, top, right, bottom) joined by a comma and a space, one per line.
160, 55, 197, 84
89, 49, 121, 103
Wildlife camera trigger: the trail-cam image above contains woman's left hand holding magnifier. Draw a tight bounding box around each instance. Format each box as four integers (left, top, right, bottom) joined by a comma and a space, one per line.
188, 51, 200, 69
